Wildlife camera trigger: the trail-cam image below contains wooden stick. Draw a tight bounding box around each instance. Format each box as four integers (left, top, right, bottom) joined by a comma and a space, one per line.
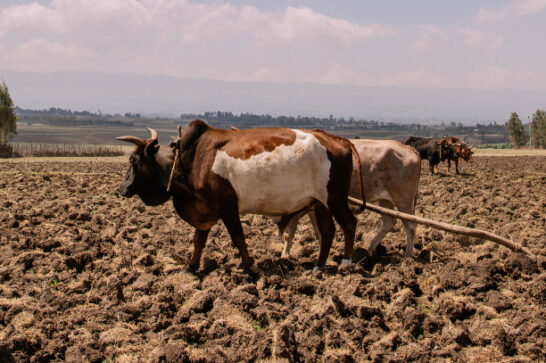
166, 125, 182, 192
348, 196, 536, 260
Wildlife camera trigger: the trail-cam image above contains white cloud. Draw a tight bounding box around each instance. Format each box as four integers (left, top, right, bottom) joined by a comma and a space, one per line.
0, 1, 543, 92
476, 0, 546, 23
2, 38, 93, 71
410, 25, 447, 50
0, 0, 393, 75
0, 2, 66, 34
469, 65, 516, 88
319, 63, 367, 86
458, 28, 504, 49
256, 7, 393, 47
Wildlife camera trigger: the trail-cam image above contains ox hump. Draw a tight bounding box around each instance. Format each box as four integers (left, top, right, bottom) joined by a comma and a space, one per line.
212, 130, 331, 215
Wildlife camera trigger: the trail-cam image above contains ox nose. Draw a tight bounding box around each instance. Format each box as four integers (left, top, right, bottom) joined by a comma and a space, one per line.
119, 184, 133, 197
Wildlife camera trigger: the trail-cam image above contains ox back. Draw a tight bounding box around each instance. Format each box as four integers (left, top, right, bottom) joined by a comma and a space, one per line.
402, 136, 452, 174
211, 129, 330, 215
280, 139, 421, 259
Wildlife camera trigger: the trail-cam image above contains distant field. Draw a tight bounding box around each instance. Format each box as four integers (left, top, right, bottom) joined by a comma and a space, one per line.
14, 123, 181, 145
14, 123, 417, 145
0, 155, 129, 163
474, 148, 546, 156
12, 124, 545, 157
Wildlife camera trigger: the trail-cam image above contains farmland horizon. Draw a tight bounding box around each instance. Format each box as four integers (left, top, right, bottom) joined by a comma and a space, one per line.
3, 69, 546, 125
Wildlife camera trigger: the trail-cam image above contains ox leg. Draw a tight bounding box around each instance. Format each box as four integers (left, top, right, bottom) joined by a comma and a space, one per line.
397, 202, 417, 258
279, 214, 299, 258
401, 219, 417, 258
313, 204, 335, 268
329, 202, 357, 266
188, 229, 210, 272
308, 208, 321, 241
367, 201, 396, 255
278, 208, 312, 258
221, 212, 254, 270
455, 159, 459, 174
428, 160, 436, 174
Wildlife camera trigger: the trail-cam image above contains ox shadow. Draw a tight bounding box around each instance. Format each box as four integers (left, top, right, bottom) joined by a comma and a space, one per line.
188, 245, 410, 281
457, 172, 475, 178
434, 171, 475, 178
192, 255, 300, 282
0, 351, 16, 363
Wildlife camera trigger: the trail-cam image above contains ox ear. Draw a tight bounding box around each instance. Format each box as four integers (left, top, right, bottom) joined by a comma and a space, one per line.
145, 140, 159, 156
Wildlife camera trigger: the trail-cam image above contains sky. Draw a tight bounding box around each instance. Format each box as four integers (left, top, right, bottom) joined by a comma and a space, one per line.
1, 0, 545, 91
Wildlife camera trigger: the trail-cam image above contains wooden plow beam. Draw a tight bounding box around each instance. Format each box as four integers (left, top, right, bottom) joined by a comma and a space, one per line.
348, 197, 536, 261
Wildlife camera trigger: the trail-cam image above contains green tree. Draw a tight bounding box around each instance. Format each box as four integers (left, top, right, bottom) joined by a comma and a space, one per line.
530, 109, 546, 149
506, 112, 528, 148
0, 81, 17, 146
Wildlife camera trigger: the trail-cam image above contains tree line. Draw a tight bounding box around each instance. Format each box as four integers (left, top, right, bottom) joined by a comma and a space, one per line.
507, 110, 546, 148
180, 111, 399, 128
0, 82, 17, 157
15, 107, 135, 127
2, 78, 545, 152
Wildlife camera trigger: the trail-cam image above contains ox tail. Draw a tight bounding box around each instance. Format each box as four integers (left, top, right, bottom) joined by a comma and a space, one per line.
347, 140, 365, 213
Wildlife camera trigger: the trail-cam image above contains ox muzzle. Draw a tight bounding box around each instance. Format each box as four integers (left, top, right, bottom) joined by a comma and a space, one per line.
119, 167, 136, 197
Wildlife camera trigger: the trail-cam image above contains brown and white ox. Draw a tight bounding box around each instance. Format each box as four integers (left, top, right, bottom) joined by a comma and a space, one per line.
116, 120, 364, 273
280, 139, 421, 259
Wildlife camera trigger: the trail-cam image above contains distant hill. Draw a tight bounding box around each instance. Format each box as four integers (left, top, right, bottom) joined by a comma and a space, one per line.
2, 70, 545, 124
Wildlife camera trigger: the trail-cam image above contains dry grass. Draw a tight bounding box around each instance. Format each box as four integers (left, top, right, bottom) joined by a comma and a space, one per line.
0, 155, 128, 163
474, 148, 546, 156
10, 143, 127, 157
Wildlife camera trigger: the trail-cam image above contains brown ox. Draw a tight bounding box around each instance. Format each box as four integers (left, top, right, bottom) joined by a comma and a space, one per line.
116, 120, 364, 272
280, 139, 421, 258
460, 142, 474, 162
441, 136, 474, 174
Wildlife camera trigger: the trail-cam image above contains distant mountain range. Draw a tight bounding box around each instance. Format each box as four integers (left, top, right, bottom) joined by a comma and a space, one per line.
2, 70, 544, 124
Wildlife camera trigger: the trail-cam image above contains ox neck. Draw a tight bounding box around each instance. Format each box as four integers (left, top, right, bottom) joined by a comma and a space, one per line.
154, 146, 176, 191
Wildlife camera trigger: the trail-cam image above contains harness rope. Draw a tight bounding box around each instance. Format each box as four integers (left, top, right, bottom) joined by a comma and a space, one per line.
167, 125, 182, 192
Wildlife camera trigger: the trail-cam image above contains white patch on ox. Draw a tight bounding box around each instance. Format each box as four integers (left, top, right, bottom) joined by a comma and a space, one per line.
211, 130, 331, 216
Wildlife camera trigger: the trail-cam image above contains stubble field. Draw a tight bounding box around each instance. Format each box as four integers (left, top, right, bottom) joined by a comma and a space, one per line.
0, 154, 545, 362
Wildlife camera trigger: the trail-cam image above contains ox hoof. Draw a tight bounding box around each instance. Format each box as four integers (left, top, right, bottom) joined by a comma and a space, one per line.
340, 258, 353, 267
280, 252, 291, 259
185, 265, 199, 275
240, 257, 256, 274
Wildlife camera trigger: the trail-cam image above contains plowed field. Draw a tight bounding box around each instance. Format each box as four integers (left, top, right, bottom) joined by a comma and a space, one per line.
0, 155, 545, 362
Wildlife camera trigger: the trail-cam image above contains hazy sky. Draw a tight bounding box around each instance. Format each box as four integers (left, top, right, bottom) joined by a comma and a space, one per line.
1, 0, 545, 91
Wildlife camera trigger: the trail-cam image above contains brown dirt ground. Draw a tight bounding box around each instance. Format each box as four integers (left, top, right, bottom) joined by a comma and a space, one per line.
0, 155, 545, 362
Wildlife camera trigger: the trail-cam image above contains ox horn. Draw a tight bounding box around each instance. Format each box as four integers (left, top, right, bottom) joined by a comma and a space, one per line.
146, 128, 158, 143
116, 136, 145, 147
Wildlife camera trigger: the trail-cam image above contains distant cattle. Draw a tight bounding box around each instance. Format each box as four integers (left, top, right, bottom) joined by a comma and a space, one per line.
440, 137, 474, 174
116, 121, 364, 272
402, 136, 453, 174
279, 139, 421, 259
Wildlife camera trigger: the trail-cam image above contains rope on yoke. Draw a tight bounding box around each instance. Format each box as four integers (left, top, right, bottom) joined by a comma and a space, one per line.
167, 125, 182, 192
